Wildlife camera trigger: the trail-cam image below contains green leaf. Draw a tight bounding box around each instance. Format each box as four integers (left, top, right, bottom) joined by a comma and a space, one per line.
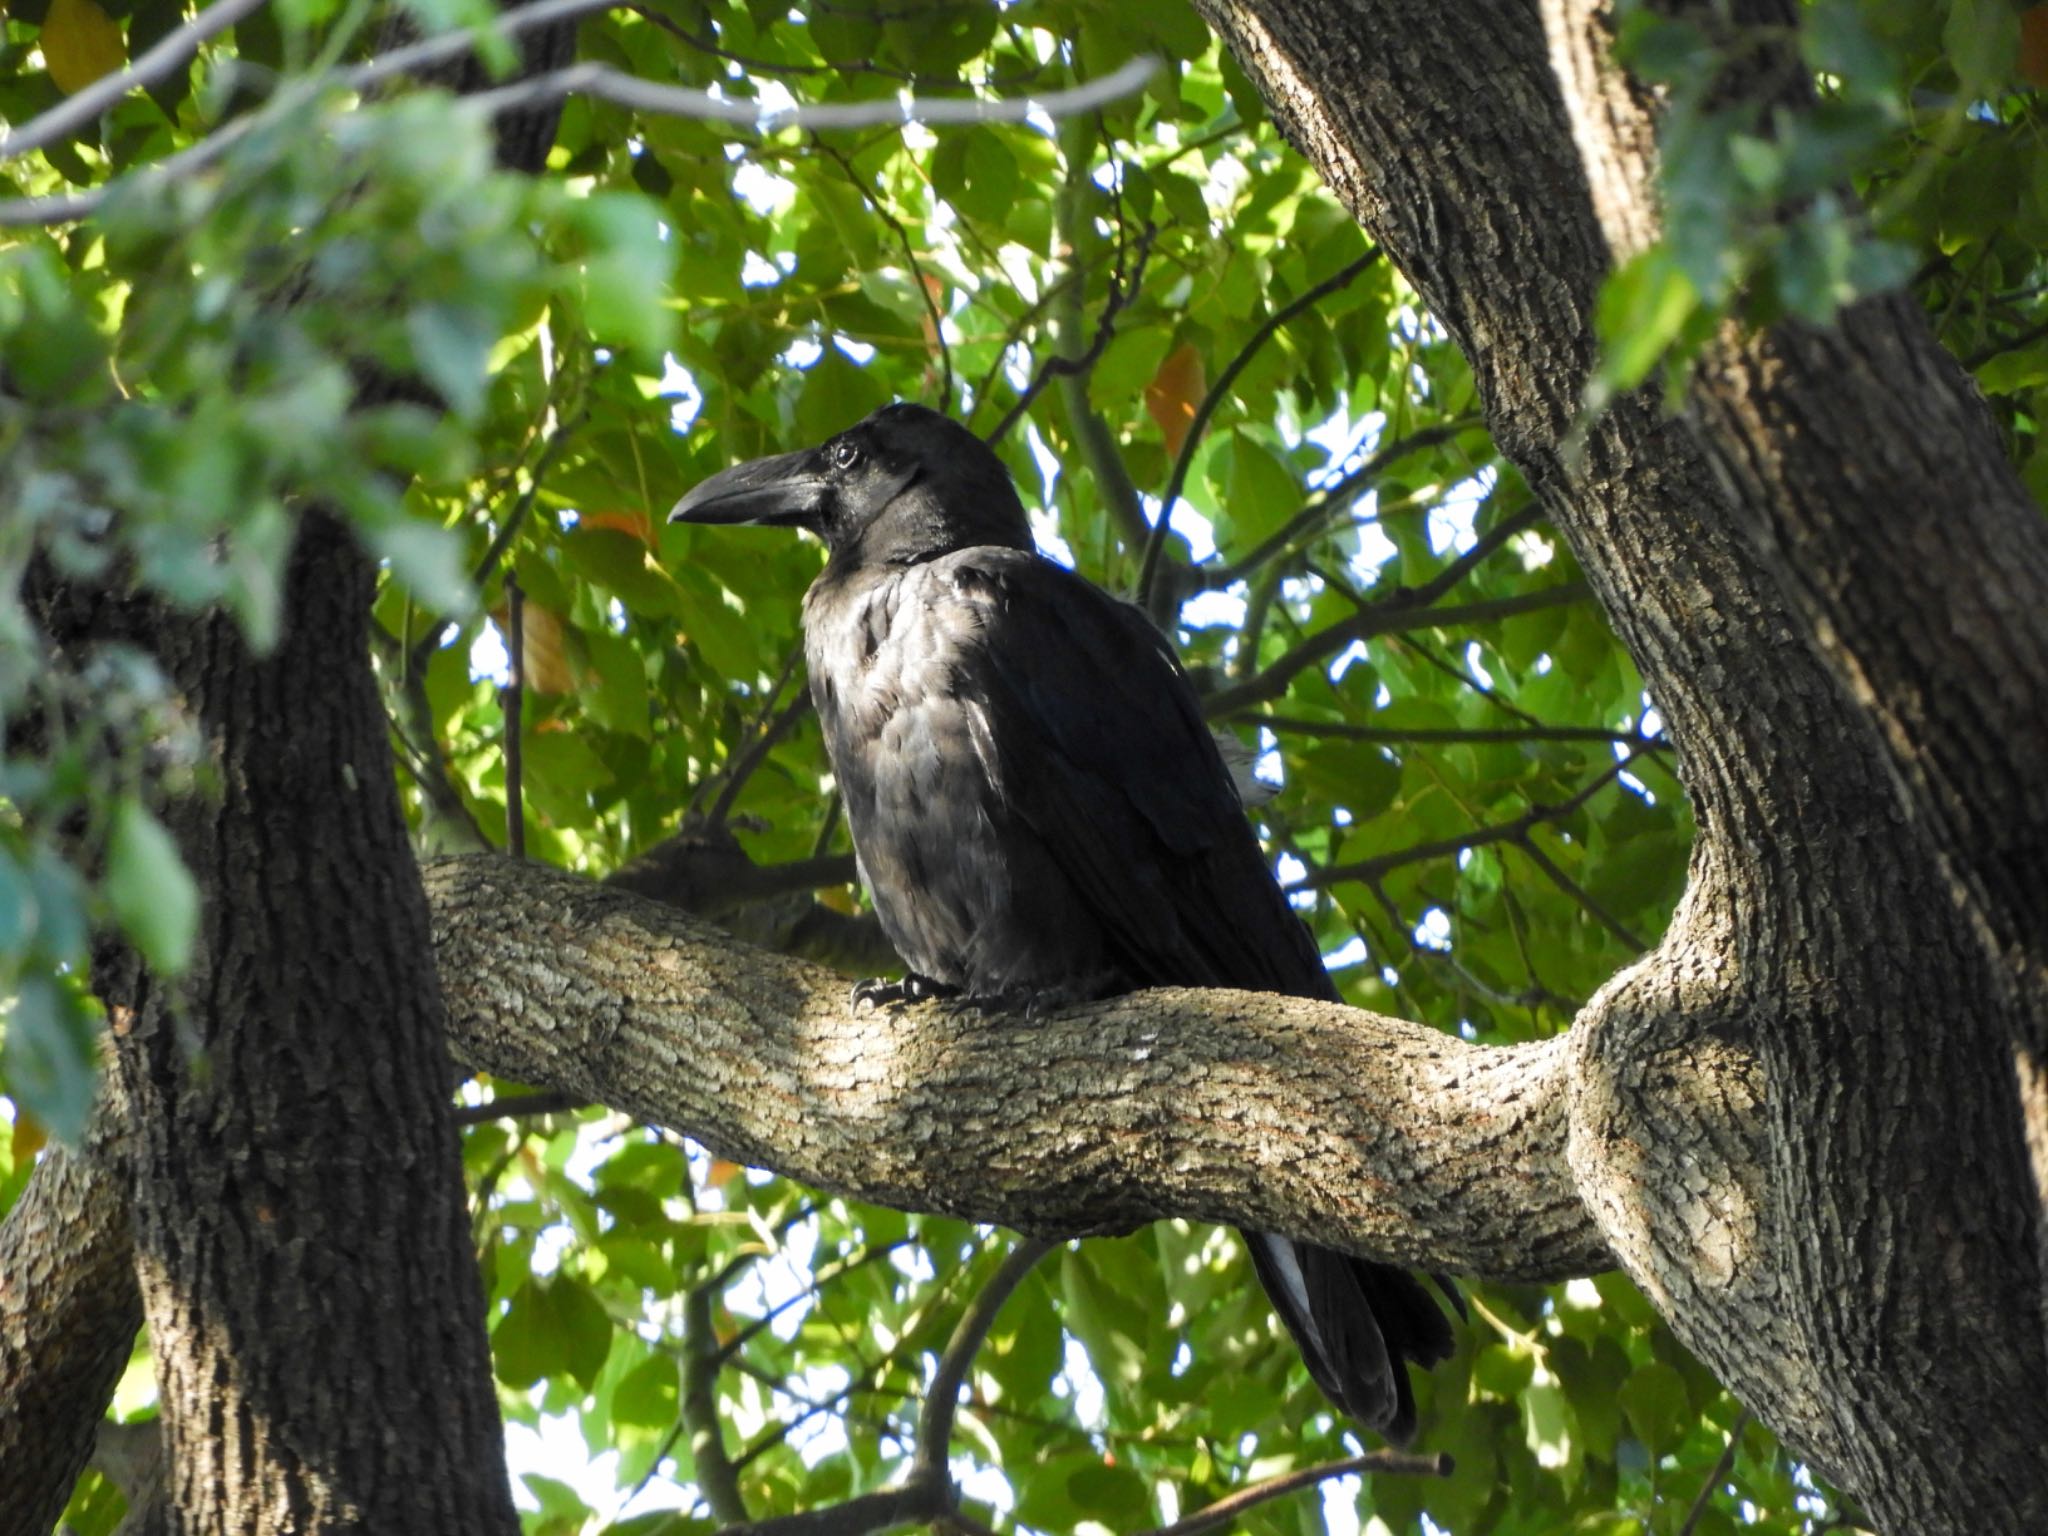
406, 303, 497, 420
575, 192, 676, 359
373, 521, 474, 618
105, 796, 199, 977
2, 971, 102, 1142
612, 1352, 680, 1428
1618, 1359, 1690, 1453
1222, 430, 1301, 544
1590, 249, 1701, 409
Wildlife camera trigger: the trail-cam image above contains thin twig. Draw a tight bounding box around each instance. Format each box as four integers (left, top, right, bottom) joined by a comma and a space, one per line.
1513, 836, 1647, 952
1295, 742, 1655, 890
1136, 249, 1384, 616
0, 8, 1156, 227
1134, 1449, 1452, 1536
1252, 713, 1663, 749
1200, 582, 1590, 718
814, 140, 954, 407
1677, 1409, 1753, 1536
464, 53, 1160, 133
0, 0, 274, 162
502, 574, 526, 860
910, 1236, 1055, 1482
450, 1089, 584, 1125
984, 224, 1158, 449
716, 1236, 1055, 1536
1199, 417, 1483, 590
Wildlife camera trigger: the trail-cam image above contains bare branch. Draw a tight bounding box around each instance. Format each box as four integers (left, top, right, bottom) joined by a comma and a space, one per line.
1200, 582, 1591, 718
1252, 712, 1662, 749
1136, 249, 1384, 616
911, 1236, 1055, 1483
0, 0, 272, 163
0, 3, 1157, 228
1198, 417, 1484, 591
1677, 1409, 1753, 1536
1297, 743, 1654, 891
1136, 1449, 1452, 1536
424, 853, 1609, 1282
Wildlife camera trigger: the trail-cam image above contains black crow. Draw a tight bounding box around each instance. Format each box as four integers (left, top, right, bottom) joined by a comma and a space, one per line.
670, 401, 1454, 1440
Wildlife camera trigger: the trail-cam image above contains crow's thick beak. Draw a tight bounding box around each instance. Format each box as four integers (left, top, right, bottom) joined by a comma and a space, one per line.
668, 448, 827, 527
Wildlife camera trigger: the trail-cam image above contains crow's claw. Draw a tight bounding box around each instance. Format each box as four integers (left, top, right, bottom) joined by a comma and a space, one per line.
850, 973, 958, 1010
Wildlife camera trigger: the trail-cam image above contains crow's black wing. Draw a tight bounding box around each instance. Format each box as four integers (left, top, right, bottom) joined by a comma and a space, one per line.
953, 550, 1336, 1000
952, 550, 1455, 1440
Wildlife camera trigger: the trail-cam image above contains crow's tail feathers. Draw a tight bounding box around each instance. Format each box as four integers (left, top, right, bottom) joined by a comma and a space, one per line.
1245, 1233, 1459, 1444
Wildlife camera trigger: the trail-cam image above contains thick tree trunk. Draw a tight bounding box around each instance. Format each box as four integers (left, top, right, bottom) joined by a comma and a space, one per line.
79, 517, 519, 1536
0, 1098, 138, 1536
1194, 0, 2048, 1528
3, 5, 582, 1526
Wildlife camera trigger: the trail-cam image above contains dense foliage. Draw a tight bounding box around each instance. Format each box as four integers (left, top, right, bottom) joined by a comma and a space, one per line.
4, 0, 2045, 1532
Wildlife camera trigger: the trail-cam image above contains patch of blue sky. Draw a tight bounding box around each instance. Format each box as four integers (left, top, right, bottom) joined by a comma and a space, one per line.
1323, 934, 1369, 971
1304, 407, 1388, 486
660, 354, 703, 432
1145, 490, 1219, 563
741, 250, 787, 287
890, 1244, 938, 1284
1181, 585, 1246, 630
1429, 466, 1495, 556
1322, 1471, 1366, 1536
1618, 699, 1665, 803
733, 159, 798, 217
783, 1364, 853, 1465
1413, 906, 1453, 952
1057, 1336, 1108, 1428
1253, 723, 1281, 789
956, 1460, 1016, 1517
471, 621, 510, 687
726, 1216, 820, 1343
506, 1415, 691, 1518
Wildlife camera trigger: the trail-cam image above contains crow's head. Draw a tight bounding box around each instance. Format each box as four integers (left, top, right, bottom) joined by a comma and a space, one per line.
669, 402, 1033, 565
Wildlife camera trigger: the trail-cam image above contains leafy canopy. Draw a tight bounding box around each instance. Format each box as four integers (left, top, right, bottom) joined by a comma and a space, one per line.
3, 0, 2043, 1533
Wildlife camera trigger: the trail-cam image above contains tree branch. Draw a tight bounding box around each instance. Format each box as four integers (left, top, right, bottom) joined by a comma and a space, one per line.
0, 1094, 143, 1536
1136, 1449, 1451, 1536
910, 1236, 1053, 1485
1296, 743, 1654, 891
423, 853, 1609, 1281
1252, 712, 1662, 749
1199, 582, 1591, 718
0, 0, 272, 163
719, 1236, 1052, 1536
1197, 416, 1483, 591
1136, 249, 1385, 617
0, 13, 1157, 228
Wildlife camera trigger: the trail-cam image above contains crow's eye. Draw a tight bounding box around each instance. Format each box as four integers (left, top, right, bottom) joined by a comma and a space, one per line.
828, 439, 861, 470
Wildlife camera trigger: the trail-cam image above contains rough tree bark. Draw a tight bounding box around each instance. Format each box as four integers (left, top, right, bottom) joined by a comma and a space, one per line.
0, 1097, 138, 1536
1193, 0, 2048, 1528
85, 517, 521, 1535
8, 3, 2048, 1534
2, 5, 580, 1531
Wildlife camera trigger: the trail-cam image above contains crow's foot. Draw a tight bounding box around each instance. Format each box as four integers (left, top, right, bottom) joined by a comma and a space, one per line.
850, 973, 958, 1010
960, 974, 1120, 1019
